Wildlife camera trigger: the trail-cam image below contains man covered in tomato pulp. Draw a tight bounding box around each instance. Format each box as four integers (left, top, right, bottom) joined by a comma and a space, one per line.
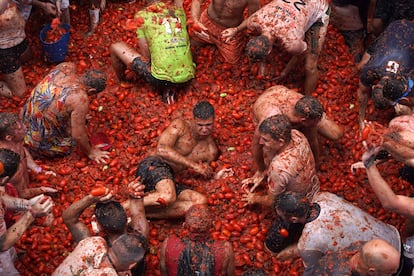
243, 0, 330, 95
135, 101, 218, 219
110, 0, 195, 104
21, 62, 109, 164
189, 0, 261, 64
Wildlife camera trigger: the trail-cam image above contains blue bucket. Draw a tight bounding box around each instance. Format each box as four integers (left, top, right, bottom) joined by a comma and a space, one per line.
39, 23, 70, 63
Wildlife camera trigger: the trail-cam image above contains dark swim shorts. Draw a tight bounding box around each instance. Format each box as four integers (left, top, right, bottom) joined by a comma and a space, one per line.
135, 156, 188, 196
131, 56, 172, 89
0, 39, 29, 74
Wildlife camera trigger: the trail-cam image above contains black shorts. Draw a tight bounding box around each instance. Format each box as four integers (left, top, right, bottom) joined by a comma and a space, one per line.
264, 217, 305, 253
0, 39, 28, 74
135, 156, 189, 196
131, 56, 172, 88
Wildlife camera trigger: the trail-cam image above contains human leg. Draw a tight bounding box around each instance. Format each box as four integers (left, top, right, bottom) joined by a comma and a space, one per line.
110, 42, 141, 81
1, 68, 26, 98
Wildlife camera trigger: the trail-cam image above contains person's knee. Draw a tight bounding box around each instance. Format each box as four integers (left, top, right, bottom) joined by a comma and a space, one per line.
193, 193, 207, 205
110, 42, 123, 56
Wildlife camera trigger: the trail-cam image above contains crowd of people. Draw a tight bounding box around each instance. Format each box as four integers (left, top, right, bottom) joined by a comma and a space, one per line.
1, 0, 414, 274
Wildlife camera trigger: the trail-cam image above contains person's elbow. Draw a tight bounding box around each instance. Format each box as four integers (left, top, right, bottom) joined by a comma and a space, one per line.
0, 235, 12, 252
62, 209, 77, 227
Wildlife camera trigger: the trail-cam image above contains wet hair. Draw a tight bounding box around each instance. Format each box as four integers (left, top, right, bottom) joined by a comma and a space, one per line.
372, 86, 393, 109
94, 201, 127, 235
274, 192, 311, 218
83, 69, 107, 93
242, 269, 268, 276
258, 114, 292, 143
193, 101, 215, 119
185, 204, 212, 233
382, 76, 408, 102
295, 96, 324, 120
0, 113, 19, 140
246, 35, 272, 61
0, 148, 20, 178
111, 233, 148, 270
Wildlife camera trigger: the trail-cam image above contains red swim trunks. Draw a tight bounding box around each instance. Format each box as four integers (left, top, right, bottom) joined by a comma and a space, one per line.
192, 10, 246, 64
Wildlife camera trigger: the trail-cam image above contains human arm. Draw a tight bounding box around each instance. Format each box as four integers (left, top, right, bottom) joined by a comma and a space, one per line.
70, 94, 109, 163
0, 194, 53, 251
382, 131, 414, 167
32, 0, 57, 17
127, 180, 149, 239
62, 189, 111, 243
190, 0, 208, 31
317, 113, 344, 141
356, 52, 371, 71
156, 119, 212, 177
242, 190, 274, 207
363, 146, 414, 218
223, 241, 235, 276
357, 81, 371, 132
160, 238, 168, 276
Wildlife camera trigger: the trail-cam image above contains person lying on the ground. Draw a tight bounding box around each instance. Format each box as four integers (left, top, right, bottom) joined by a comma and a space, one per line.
110, 0, 195, 104
21, 62, 109, 164
0, 148, 54, 274
241, 114, 320, 208
54, 179, 148, 275
160, 204, 235, 276
133, 101, 218, 219
0, 112, 57, 198
250, 85, 343, 165
190, 0, 260, 64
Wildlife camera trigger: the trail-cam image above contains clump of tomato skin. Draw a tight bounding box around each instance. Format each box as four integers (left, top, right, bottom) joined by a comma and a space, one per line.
0, 0, 408, 275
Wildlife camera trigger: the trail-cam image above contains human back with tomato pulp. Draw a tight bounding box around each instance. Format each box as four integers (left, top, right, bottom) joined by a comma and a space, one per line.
21, 62, 110, 164
135, 101, 218, 219
110, 0, 195, 104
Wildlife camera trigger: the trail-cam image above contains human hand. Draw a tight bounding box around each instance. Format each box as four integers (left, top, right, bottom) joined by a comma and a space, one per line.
221, 27, 238, 43
30, 195, 54, 218
194, 163, 213, 178
0, 176, 9, 186
88, 145, 110, 164
394, 103, 412, 116
40, 187, 58, 194
359, 119, 366, 134
241, 171, 265, 193
127, 179, 145, 199
350, 161, 365, 174
214, 167, 234, 179
241, 191, 257, 206
361, 141, 382, 169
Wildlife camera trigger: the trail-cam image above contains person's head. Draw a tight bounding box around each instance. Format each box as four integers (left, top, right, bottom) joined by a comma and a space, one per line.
83, 69, 107, 95
350, 239, 400, 276
0, 113, 26, 143
246, 35, 272, 61
294, 96, 324, 127
94, 201, 127, 235
184, 204, 212, 233
192, 101, 215, 137
382, 75, 413, 107
372, 85, 393, 109
258, 114, 291, 151
0, 148, 20, 181
273, 192, 311, 224
107, 233, 148, 274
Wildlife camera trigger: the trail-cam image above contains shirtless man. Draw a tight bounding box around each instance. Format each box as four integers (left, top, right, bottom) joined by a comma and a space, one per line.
21, 62, 109, 163
241, 114, 320, 207
0, 113, 57, 199
239, 0, 330, 94
135, 101, 218, 218
190, 0, 261, 64
250, 85, 343, 165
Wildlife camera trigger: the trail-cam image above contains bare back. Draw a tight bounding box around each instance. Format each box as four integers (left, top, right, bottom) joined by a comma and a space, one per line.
252, 85, 302, 126
207, 0, 253, 27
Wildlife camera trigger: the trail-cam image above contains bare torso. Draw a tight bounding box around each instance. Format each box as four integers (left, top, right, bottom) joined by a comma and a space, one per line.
156, 118, 219, 172
207, 0, 250, 28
